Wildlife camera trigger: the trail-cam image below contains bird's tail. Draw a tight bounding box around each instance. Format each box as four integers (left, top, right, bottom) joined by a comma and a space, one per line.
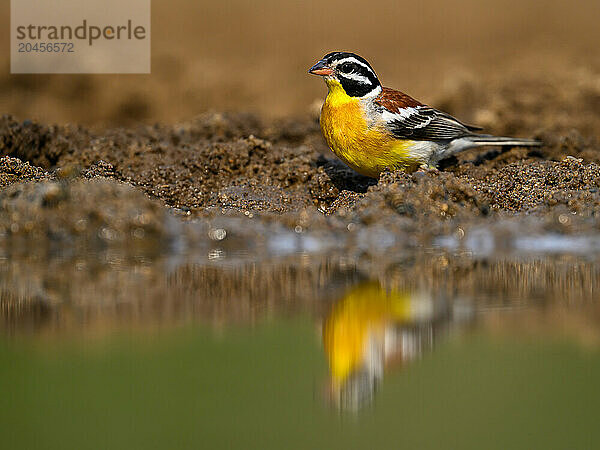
445, 134, 541, 157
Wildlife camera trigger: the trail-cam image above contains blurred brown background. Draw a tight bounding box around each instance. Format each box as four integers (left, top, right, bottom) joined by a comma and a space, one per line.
1, 0, 599, 126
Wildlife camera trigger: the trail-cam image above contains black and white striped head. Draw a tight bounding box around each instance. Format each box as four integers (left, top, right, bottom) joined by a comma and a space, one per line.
309, 52, 381, 98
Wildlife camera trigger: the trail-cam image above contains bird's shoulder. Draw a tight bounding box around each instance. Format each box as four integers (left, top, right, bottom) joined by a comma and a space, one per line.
373, 87, 424, 112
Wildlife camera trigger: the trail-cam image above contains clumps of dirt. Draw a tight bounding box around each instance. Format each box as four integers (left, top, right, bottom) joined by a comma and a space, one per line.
318, 169, 490, 240
0, 156, 49, 187
212, 185, 309, 213
467, 157, 600, 213
2, 68, 600, 242
371, 170, 488, 218
0, 177, 179, 253
0, 115, 88, 168
82, 160, 119, 178
0, 113, 373, 214
305, 156, 600, 239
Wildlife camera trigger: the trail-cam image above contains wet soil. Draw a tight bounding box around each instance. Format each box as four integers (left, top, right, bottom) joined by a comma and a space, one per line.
1, 69, 600, 246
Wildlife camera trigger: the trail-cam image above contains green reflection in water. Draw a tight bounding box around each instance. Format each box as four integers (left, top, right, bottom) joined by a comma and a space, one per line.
0, 320, 599, 449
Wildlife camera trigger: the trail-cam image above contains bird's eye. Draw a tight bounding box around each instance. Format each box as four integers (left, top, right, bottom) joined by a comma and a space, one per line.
338, 63, 353, 74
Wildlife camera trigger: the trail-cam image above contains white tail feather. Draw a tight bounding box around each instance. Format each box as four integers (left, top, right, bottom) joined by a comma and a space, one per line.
445, 135, 541, 156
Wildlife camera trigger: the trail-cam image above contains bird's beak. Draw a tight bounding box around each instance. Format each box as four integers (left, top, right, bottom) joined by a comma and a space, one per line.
308, 60, 334, 76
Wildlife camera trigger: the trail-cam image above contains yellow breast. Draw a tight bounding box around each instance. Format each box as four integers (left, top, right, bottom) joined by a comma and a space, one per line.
319, 80, 418, 177
322, 283, 413, 384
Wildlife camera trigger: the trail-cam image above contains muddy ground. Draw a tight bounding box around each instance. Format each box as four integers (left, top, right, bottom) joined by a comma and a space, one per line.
1, 65, 600, 250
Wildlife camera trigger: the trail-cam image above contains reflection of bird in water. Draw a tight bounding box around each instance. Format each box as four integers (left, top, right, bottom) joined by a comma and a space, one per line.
322, 282, 451, 411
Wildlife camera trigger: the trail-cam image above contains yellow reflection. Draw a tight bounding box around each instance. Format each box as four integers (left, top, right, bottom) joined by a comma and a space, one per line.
323, 282, 445, 410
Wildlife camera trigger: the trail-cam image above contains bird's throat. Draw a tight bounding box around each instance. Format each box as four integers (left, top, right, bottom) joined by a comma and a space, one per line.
324, 78, 355, 107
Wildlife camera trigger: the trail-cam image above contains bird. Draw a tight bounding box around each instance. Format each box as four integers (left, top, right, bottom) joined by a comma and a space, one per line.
308, 51, 541, 178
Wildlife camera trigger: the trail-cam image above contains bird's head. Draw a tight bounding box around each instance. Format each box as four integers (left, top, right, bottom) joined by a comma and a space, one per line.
308, 51, 381, 98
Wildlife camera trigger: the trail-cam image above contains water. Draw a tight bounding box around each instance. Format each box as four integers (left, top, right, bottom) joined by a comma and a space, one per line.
1, 236, 600, 449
